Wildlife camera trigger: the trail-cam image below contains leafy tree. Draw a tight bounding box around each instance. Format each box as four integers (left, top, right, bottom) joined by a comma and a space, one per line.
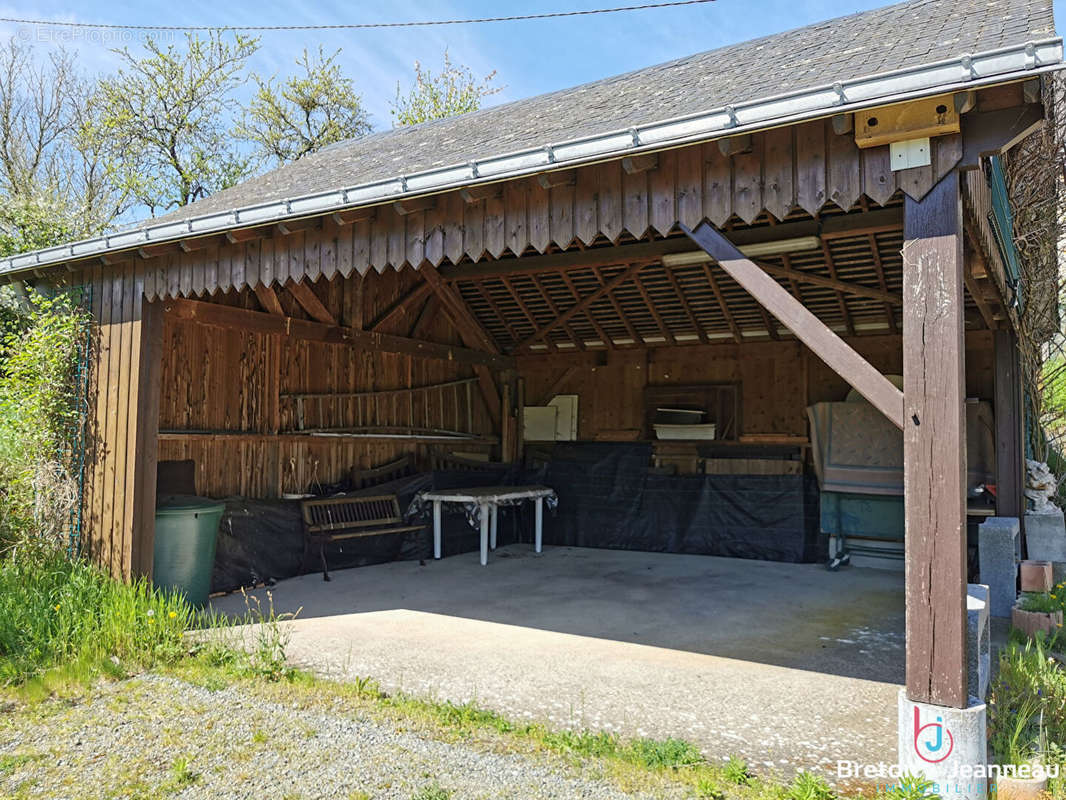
91, 32, 259, 215
0, 39, 126, 242
391, 50, 500, 126
238, 47, 371, 167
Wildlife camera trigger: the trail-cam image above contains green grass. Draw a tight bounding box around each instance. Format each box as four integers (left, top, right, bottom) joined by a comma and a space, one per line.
0, 548, 195, 690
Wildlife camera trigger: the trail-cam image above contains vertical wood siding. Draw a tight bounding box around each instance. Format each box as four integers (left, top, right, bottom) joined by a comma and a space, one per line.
82, 264, 162, 579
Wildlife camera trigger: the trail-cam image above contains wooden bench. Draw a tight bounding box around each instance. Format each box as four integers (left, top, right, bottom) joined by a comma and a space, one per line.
300, 494, 426, 581
349, 454, 415, 491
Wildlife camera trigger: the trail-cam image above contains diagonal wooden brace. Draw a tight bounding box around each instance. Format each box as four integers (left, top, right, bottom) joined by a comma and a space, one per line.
680, 221, 904, 430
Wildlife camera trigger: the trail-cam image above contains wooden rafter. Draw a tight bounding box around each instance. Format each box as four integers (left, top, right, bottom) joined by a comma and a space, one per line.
593, 266, 643, 345
517, 263, 646, 350
558, 275, 618, 349
558, 271, 617, 349
285, 278, 337, 325
819, 240, 855, 337
472, 281, 526, 345
701, 263, 743, 344
420, 264, 499, 354
254, 283, 285, 316
500, 278, 557, 351
758, 305, 780, 341
633, 274, 676, 345
867, 234, 899, 333
681, 220, 904, 429
663, 267, 709, 344
368, 285, 430, 332
370, 283, 433, 332
164, 297, 514, 369
408, 294, 439, 338
533, 366, 578, 405
754, 259, 901, 305
529, 275, 585, 350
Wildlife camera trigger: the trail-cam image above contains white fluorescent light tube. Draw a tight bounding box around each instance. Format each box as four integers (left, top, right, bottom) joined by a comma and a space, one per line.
661, 235, 822, 267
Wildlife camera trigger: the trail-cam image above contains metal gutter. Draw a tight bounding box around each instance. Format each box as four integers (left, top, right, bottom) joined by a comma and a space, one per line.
1, 36, 1061, 279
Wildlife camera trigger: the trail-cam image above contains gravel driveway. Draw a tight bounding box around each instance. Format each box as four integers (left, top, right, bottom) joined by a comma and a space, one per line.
0, 673, 690, 800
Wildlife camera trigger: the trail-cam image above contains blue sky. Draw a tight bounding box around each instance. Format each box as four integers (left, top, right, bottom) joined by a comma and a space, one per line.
5, 0, 1064, 132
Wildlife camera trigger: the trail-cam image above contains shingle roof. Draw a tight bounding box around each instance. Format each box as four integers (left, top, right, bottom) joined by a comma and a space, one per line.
149, 0, 1055, 227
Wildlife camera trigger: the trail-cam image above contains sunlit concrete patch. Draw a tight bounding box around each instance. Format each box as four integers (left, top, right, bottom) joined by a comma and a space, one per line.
212, 546, 905, 776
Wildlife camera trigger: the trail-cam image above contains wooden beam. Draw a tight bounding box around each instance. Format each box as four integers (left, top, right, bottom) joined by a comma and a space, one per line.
440, 207, 904, 281
331, 207, 377, 226
370, 283, 433, 332
180, 234, 227, 252
681, 220, 904, 428
459, 184, 503, 204
137, 242, 183, 259
533, 366, 578, 406
959, 104, 1044, 169
517, 262, 646, 350
994, 329, 1024, 519
226, 227, 266, 244
702, 263, 743, 344
163, 297, 515, 370
285, 278, 337, 325
472, 281, 525, 346
593, 265, 643, 345
902, 170, 968, 708
501, 277, 557, 351
419, 263, 499, 353
393, 196, 437, 215
409, 294, 440, 338
276, 217, 321, 236
664, 267, 709, 344
558, 271, 616, 349
867, 233, 899, 333
621, 153, 659, 175
254, 283, 285, 316
536, 170, 575, 189
821, 240, 855, 337
529, 275, 586, 350
633, 273, 676, 345
757, 258, 901, 305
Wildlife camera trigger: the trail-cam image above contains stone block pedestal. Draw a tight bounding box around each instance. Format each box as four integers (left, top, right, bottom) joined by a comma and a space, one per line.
898, 690, 988, 800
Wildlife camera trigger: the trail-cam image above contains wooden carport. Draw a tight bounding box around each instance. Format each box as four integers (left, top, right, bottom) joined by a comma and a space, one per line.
0, 0, 1060, 719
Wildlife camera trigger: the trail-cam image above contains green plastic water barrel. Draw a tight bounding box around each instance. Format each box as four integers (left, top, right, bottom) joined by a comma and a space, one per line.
153, 495, 226, 607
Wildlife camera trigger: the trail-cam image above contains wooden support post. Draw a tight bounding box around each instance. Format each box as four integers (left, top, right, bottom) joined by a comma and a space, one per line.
994, 329, 1024, 518
902, 171, 968, 708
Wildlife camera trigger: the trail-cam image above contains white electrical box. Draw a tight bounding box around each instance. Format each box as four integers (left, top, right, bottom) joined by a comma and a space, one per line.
889, 137, 931, 170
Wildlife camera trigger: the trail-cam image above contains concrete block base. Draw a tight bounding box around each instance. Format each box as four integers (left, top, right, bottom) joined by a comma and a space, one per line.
978, 517, 1020, 618
967, 584, 990, 702
1025, 508, 1066, 562
898, 690, 988, 800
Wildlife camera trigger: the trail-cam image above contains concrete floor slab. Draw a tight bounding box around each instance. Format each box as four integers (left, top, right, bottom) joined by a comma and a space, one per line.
212, 546, 905, 775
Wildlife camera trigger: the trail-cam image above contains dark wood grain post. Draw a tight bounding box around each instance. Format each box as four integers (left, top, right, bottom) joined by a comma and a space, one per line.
994, 329, 1024, 519
902, 170, 969, 708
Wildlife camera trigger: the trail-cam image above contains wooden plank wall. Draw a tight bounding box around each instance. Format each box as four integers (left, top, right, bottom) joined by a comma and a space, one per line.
156, 269, 496, 498
82, 263, 162, 579
519, 333, 994, 442
136, 119, 971, 302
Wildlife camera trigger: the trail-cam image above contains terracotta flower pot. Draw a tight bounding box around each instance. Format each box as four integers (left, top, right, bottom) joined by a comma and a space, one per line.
996, 773, 1048, 800
1020, 560, 1054, 593
1011, 604, 1063, 637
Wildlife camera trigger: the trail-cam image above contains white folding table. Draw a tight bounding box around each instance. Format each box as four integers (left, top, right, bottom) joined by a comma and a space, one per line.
415, 485, 555, 566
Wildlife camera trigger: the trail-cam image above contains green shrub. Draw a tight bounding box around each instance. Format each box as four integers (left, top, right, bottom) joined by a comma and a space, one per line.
0, 288, 88, 553
1019, 592, 1062, 614
988, 637, 1066, 767
724, 756, 752, 785
882, 773, 940, 800
625, 737, 704, 769
788, 771, 835, 800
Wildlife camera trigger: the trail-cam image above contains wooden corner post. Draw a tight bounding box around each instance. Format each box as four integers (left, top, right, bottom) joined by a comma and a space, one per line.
902, 170, 969, 708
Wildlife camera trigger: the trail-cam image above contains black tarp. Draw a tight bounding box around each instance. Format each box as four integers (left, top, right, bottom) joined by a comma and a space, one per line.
540, 443, 821, 563
209, 443, 820, 593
